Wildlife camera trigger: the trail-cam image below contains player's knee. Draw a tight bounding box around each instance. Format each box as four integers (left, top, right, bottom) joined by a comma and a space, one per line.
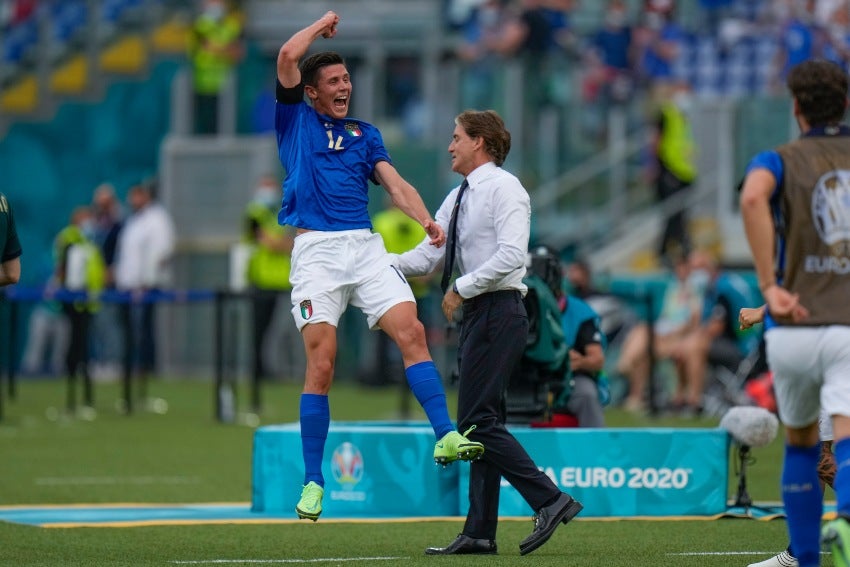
393, 319, 426, 352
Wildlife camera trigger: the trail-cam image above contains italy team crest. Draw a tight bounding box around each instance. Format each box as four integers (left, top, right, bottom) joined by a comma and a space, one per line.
344, 122, 362, 137
300, 299, 313, 320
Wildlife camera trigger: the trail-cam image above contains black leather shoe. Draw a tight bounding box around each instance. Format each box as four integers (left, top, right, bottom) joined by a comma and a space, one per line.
519, 493, 583, 556
425, 534, 497, 555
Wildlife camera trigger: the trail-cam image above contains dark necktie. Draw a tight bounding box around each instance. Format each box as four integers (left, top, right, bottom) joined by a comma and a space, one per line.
440, 179, 469, 294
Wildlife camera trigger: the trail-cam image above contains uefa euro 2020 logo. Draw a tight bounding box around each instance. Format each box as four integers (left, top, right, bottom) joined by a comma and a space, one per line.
331, 442, 364, 487
813, 169, 850, 251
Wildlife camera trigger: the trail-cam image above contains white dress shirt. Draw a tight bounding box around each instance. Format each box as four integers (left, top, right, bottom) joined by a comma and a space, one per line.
114, 203, 176, 290
393, 161, 530, 298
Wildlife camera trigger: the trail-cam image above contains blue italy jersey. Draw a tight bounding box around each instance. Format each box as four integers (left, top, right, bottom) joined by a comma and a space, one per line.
274, 83, 391, 231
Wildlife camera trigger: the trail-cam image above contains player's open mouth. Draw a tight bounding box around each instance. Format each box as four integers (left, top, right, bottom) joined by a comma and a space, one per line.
334, 96, 348, 108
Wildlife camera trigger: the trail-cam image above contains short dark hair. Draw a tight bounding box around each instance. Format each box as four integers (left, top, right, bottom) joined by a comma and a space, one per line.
454, 110, 511, 166
299, 51, 346, 87
787, 59, 848, 127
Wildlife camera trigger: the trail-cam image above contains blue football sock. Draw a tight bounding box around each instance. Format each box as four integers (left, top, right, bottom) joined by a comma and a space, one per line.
300, 393, 329, 487
834, 438, 850, 518
405, 361, 454, 439
782, 443, 823, 567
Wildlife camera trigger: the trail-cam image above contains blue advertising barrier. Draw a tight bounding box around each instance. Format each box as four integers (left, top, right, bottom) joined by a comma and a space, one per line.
252, 422, 459, 517
251, 422, 729, 518
459, 427, 729, 517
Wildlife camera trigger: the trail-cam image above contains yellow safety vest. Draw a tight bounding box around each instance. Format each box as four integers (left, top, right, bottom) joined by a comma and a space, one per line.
243, 203, 291, 291
189, 14, 242, 95
657, 103, 698, 183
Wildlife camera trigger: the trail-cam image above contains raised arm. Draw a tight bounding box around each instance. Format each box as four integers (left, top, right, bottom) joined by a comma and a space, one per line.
373, 160, 445, 247
277, 11, 339, 88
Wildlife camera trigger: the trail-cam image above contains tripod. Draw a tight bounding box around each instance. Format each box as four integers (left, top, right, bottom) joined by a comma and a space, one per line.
732, 443, 778, 515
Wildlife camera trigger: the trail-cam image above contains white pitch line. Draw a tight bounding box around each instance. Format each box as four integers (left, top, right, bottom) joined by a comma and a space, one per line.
669, 551, 830, 556
171, 557, 403, 564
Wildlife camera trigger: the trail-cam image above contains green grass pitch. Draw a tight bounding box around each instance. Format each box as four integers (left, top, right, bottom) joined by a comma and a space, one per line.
0, 378, 830, 566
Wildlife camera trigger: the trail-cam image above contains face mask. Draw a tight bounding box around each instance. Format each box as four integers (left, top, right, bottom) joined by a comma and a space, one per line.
204, 4, 225, 21
673, 91, 693, 113
606, 11, 626, 28
254, 188, 279, 208
479, 6, 499, 28
80, 220, 97, 240
687, 269, 710, 294
646, 12, 664, 30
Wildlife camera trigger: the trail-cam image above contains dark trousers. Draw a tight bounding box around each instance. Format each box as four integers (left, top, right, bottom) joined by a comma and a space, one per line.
252, 289, 278, 382
656, 165, 692, 262
120, 301, 156, 411
62, 303, 92, 410
457, 290, 561, 540
194, 92, 219, 135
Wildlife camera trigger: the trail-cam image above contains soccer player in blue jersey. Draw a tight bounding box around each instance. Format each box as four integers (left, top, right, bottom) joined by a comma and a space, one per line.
275, 11, 484, 522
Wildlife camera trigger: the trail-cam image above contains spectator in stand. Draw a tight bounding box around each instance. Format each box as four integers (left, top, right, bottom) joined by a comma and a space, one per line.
589, 0, 635, 103
675, 249, 760, 416
616, 253, 704, 414
633, 0, 685, 89
699, 0, 736, 36
770, 0, 819, 92
819, 0, 850, 72
543, 0, 580, 57
581, 0, 635, 140
113, 180, 176, 413
455, 0, 521, 109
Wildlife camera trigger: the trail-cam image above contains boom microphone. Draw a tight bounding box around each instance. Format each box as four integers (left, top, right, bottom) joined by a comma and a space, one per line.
720, 406, 779, 448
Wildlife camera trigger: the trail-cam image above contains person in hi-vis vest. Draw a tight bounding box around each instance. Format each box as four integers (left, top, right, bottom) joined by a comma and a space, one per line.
242, 175, 299, 398
651, 80, 698, 265
187, 0, 243, 134
54, 206, 106, 414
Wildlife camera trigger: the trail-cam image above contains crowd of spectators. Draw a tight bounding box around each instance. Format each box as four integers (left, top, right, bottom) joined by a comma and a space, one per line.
440, 0, 850, 111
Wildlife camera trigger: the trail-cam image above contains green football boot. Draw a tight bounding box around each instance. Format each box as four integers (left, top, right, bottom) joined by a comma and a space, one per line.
434, 425, 485, 466
295, 481, 324, 521
822, 517, 850, 567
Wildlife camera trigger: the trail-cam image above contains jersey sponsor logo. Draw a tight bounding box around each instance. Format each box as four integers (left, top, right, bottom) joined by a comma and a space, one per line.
300, 299, 313, 319
344, 122, 362, 137
808, 169, 850, 273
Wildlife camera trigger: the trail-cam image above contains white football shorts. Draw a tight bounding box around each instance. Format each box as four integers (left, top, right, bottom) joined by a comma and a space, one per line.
288, 229, 415, 331
766, 325, 850, 432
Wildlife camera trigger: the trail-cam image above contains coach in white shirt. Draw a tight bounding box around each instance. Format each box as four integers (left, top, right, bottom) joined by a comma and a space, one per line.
393, 110, 582, 557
